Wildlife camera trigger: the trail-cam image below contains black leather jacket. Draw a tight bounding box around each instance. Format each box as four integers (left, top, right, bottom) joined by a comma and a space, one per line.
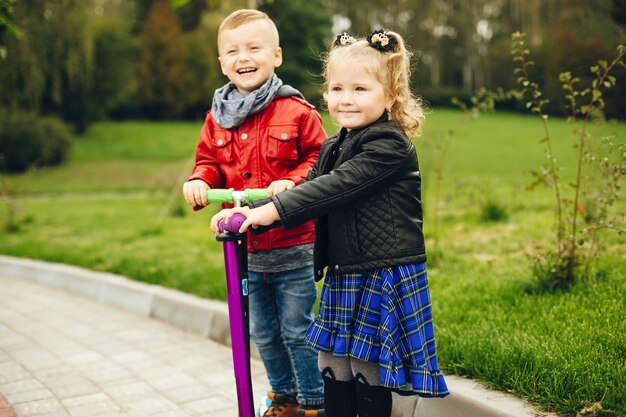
253, 114, 426, 281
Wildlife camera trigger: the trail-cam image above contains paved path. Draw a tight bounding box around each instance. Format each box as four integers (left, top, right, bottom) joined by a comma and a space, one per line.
0, 276, 269, 417
0, 256, 556, 417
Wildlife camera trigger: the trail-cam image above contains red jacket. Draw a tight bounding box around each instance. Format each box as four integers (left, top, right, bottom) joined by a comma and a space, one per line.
188, 96, 327, 252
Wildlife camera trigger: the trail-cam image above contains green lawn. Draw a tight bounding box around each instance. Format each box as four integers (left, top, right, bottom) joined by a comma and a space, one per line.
0, 109, 624, 416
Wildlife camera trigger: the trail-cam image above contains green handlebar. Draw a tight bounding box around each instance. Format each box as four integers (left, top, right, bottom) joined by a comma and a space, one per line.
244, 188, 271, 201
205, 188, 235, 203
206, 188, 269, 204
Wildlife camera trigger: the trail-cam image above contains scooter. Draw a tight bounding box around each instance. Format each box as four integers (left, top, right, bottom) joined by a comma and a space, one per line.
206, 188, 269, 417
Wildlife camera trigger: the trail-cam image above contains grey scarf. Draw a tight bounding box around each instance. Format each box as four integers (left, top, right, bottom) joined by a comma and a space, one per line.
211, 74, 304, 129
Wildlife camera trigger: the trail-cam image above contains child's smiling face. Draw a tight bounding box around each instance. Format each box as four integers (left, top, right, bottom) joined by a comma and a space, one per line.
327, 62, 391, 131
218, 19, 282, 95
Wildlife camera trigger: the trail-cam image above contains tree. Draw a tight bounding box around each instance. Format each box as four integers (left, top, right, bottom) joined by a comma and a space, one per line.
174, 0, 211, 32
87, 19, 137, 121
135, 0, 194, 118
0, 0, 95, 132
327, 0, 625, 117
260, 0, 332, 105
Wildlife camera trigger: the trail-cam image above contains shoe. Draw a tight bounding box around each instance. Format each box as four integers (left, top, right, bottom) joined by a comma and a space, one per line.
296, 406, 325, 417
261, 391, 299, 417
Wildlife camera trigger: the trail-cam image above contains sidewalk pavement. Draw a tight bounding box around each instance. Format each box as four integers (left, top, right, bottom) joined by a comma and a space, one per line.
0, 255, 556, 417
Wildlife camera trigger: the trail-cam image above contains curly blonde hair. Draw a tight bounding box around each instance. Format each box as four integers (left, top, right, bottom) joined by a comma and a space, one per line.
323, 31, 424, 138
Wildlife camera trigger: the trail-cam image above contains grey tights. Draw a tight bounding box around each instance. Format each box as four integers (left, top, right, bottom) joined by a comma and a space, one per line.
318, 351, 380, 384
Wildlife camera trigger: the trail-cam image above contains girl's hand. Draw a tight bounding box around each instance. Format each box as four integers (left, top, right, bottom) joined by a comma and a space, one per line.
267, 179, 295, 196
231, 203, 281, 233
210, 203, 280, 235
210, 207, 250, 235
183, 180, 209, 207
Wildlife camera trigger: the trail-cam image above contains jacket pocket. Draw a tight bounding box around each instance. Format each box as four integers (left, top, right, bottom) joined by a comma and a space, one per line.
212, 129, 234, 163
345, 210, 360, 258
267, 125, 299, 160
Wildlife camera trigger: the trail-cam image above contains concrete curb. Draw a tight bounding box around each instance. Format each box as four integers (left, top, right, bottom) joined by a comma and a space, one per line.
0, 255, 231, 346
0, 255, 554, 417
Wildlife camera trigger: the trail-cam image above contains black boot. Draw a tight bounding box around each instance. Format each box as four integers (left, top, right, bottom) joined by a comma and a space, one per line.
355, 373, 392, 417
321, 367, 357, 417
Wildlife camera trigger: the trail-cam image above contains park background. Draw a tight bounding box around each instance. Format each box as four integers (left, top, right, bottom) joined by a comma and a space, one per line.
0, 1, 624, 417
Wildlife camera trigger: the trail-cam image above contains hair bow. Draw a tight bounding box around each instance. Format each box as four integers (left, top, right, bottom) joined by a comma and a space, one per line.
367, 29, 396, 52
334, 32, 356, 47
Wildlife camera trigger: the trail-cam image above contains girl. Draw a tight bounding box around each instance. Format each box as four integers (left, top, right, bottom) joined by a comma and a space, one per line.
212, 29, 449, 417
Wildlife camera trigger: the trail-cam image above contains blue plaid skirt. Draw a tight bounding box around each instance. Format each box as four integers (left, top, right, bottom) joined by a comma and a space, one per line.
305, 263, 449, 397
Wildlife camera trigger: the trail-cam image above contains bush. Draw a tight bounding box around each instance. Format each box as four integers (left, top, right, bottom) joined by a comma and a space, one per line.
421, 86, 474, 108
38, 116, 73, 166
0, 111, 73, 173
479, 199, 509, 223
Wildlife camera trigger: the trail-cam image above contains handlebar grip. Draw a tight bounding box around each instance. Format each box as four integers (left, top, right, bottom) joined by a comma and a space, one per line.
206, 188, 235, 203
243, 188, 269, 202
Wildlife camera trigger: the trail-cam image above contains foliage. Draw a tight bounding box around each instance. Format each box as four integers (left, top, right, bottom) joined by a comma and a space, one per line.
0, 171, 31, 233
512, 33, 625, 288
259, 0, 332, 106
4, 0, 624, 123
135, 0, 182, 118
541, 26, 626, 120
332, 0, 625, 119
420, 100, 511, 263
172, 0, 214, 32
87, 20, 137, 121
453, 32, 625, 289
0, 0, 21, 59
135, 0, 201, 118
424, 86, 473, 108
0, 0, 141, 129
38, 117, 74, 167
418, 124, 453, 264
178, 15, 225, 119
135, 0, 219, 32
132, 0, 331, 117
0, 111, 72, 173
479, 199, 509, 223
0, 0, 95, 132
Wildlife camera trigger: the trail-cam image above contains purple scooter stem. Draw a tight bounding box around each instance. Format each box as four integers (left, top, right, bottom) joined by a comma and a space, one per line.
208, 188, 267, 417
218, 213, 254, 417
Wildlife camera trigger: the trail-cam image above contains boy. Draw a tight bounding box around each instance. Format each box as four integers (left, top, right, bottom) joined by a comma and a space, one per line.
182, 9, 326, 417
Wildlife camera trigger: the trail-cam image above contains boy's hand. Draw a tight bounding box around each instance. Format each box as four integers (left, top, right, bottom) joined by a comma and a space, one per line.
267, 179, 295, 196
183, 180, 209, 207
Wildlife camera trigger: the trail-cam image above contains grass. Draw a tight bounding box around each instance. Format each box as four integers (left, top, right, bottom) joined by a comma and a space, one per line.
0, 109, 624, 416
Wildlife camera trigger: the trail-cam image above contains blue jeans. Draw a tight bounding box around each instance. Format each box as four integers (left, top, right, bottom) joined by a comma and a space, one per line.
248, 266, 324, 407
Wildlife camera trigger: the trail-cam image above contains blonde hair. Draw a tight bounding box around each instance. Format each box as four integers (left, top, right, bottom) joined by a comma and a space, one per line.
323, 31, 424, 138
218, 9, 279, 48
